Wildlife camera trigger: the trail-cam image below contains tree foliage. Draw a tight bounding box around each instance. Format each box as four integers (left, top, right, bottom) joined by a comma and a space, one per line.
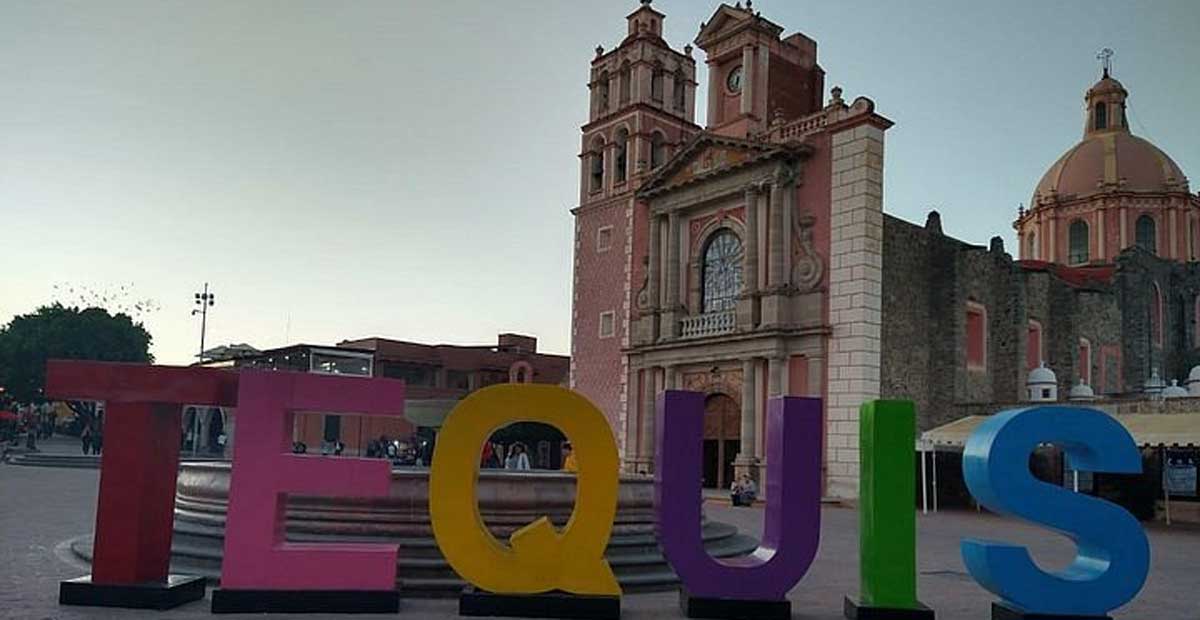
0, 304, 153, 403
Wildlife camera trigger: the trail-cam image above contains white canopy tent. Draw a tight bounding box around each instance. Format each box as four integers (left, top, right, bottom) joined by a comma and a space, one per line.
917, 413, 1200, 522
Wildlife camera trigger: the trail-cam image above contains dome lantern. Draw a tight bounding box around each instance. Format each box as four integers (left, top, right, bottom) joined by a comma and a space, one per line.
1027, 363, 1058, 402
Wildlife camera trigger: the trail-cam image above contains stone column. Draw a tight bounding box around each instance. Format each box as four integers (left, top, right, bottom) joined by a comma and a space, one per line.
660, 211, 682, 340
608, 74, 620, 115
623, 365, 639, 470
664, 365, 678, 390
740, 45, 755, 116
767, 356, 784, 398
737, 184, 759, 330
768, 179, 785, 288
735, 358, 759, 480
640, 366, 658, 474
760, 176, 787, 328
646, 213, 662, 342
825, 123, 887, 500
1119, 205, 1128, 249
707, 62, 721, 125
685, 75, 696, 119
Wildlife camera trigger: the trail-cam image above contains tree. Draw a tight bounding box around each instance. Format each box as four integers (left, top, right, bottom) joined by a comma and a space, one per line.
0, 304, 153, 405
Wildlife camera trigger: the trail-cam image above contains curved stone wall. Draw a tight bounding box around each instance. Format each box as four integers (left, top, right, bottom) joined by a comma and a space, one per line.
115, 462, 757, 596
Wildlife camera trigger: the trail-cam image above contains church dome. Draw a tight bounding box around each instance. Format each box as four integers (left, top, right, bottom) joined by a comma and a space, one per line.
1034, 133, 1188, 204
1032, 73, 1189, 206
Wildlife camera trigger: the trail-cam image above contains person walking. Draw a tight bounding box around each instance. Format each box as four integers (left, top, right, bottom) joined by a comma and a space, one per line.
505, 443, 531, 471
80, 424, 93, 455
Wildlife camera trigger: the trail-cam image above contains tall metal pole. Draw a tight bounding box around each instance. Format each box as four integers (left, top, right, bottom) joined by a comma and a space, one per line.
192, 283, 215, 456
198, 283, 209, 362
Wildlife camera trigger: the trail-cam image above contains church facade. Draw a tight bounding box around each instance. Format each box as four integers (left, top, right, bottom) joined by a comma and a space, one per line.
570, 1, 889, 499
569, 2, 1200, 500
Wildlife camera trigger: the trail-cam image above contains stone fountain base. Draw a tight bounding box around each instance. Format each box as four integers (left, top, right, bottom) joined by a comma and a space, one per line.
71, 461, 757, 597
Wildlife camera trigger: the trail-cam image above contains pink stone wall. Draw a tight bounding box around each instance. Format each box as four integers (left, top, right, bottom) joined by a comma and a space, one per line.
571, 198, 632, 435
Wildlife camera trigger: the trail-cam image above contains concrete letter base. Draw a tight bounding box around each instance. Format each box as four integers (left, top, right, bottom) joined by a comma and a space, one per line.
59, 574, 205, 610
679, 588, 790, 620
459, 587, 620, 620
992, 603, 1111, 620
210, 588, 400, 614
844, 596, 935, 619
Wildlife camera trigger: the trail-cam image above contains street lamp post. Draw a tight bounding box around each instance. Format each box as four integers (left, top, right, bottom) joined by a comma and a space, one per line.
191, 283, 215, 455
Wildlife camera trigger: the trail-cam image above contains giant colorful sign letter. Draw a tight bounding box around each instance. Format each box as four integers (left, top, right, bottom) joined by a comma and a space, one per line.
45, 360, 237, 609
213, 370, 406, 613
845, 399, 932, 619
961, 406, 1150, 617
429, 383, 620, 596
655, 391, 822, 606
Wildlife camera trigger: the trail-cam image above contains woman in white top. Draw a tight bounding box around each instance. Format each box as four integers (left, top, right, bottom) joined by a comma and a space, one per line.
505, 443, 531, 470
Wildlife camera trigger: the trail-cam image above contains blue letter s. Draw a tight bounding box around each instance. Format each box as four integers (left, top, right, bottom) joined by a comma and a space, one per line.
961, 406, 1149, 616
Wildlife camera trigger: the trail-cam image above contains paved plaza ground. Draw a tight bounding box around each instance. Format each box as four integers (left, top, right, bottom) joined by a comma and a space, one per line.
1, 462, 1196, 620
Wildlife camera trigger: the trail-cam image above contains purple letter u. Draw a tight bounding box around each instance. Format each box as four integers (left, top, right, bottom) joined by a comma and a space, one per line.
654, 390, 822, 601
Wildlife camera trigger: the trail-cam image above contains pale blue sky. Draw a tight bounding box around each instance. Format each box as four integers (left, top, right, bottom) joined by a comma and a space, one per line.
2, 1, 1197, 364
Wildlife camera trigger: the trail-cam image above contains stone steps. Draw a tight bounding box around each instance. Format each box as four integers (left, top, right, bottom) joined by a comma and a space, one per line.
8, 453, 224, 469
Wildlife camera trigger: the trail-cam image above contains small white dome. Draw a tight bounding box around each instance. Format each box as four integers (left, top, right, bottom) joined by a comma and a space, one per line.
1068, 382, 1096, 401
1188, 365, 1200, 384
1027, 364, 1057, 385
1163, 380, 1189, 399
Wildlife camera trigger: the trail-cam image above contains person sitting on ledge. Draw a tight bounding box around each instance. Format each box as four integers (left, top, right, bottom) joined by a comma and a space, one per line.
730, 475, 757, 506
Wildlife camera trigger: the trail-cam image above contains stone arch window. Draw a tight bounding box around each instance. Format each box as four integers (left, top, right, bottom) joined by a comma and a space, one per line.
509, 361, 534, 384
589, 136, 605, 192
701, 229, 743, 313
614, 128, 629, 184
1026, 230, 1037, 260
673, 70, 686, 112
1027, 319, 1044, 370
1136, 214, 1157, 254
1094, 102, 1107, 130
1068, 219, 1089, 264
1079, 337, 1092, 385
650, 131, 667, 169
619, 61, 631, 104
651, 62, 664, 103
1151, 282, 1164, 346
596, 71, 610, 112
965, 301, 987, 372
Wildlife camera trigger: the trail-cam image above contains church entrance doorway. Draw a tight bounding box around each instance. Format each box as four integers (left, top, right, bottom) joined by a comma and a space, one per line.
702, 393, 740, 489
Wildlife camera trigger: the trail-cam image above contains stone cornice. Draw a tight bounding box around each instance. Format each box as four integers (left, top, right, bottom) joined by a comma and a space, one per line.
580, 103, 701, 136
1014, 191, 1200, 227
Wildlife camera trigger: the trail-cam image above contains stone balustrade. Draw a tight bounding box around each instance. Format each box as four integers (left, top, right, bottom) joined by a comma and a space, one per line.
680, 310, 736, 339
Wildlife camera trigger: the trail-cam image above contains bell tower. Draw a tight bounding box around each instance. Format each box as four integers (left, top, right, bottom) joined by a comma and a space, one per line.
695, 2, 825, 138
571, 0, 700, 460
